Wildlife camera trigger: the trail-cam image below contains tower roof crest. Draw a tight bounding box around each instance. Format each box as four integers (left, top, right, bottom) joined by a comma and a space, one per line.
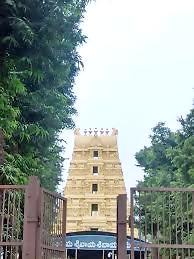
74, 128, 118, 136
73, 128, 118, 148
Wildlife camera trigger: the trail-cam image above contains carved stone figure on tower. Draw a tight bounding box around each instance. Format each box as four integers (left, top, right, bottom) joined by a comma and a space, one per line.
74, 128, 80, 135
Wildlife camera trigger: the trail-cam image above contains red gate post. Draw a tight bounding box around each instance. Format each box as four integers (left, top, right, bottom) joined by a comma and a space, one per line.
0, 130, 5, 245
22, 176, 41, 259
0, 128, 5, 165
117, 194, 127, 259
62, 198, 67, 257
130, 188, 135, 259
192, 192, 194, 244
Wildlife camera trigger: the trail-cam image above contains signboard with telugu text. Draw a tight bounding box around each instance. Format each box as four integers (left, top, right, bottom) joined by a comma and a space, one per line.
66, 234, 143, 251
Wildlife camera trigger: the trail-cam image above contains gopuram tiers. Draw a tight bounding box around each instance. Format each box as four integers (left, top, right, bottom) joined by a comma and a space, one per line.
64, 128, 128, 233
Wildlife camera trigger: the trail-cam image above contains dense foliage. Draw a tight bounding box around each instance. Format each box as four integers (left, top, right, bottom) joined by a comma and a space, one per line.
135, 106, 194, 254
0, 0, 91, 190
135, 107, 194, 188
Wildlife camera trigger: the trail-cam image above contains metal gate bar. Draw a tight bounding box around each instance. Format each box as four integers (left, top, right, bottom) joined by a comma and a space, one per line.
0, 176, 67, 259
41, 188, 66, 258
22, 177, 41, 259
0, 185, 25, 259
117, 194, 127, 259
130, 187, 194, 259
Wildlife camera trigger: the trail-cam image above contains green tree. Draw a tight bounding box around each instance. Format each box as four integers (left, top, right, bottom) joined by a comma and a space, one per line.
135, 122, 177, 187
135, 109, 194, 188
135, 107, 194, 256
0, 0, 91, 190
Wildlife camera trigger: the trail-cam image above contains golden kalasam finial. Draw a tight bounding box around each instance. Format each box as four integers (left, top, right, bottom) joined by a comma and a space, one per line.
74, 128, 80, 135
75, 128, 117, 136
89, 128, 92, 135
94, 128, 98, 136
112, 128, 118, 135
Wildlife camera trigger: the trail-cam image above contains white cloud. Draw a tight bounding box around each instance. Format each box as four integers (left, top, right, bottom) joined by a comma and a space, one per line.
83, 0, 194, 47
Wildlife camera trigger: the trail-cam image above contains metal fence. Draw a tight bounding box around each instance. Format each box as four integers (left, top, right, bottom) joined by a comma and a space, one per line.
41, 189, 66, 258
0, 176, 66, 259
0, 185, 25, 259
130, 187, 194, 259
117, 194, 127, 259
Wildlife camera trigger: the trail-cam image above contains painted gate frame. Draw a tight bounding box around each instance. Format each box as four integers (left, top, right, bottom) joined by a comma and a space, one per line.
130, 187, 194, 259
0, 176, 66, 259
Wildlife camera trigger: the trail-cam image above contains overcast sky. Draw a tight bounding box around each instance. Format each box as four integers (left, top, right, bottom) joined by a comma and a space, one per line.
60, 0, 194, 193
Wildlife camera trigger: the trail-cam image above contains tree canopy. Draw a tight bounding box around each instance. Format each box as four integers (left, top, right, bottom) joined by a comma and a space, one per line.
135, 107, 194, 188
135, 105, 194, 254
0, 0, 91, 190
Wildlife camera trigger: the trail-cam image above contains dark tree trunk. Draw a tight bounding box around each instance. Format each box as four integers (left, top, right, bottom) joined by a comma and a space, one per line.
0, 129, 5, 165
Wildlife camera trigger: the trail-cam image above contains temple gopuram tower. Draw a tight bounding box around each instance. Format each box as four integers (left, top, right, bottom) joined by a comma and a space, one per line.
64, 128, 127, 233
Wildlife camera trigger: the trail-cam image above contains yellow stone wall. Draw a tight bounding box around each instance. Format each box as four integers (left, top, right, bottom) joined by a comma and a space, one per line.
64, 128, 129, 234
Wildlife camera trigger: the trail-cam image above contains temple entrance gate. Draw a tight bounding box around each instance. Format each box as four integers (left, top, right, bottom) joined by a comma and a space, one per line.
117, 188, 194, 259
0, 176, 66, 259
